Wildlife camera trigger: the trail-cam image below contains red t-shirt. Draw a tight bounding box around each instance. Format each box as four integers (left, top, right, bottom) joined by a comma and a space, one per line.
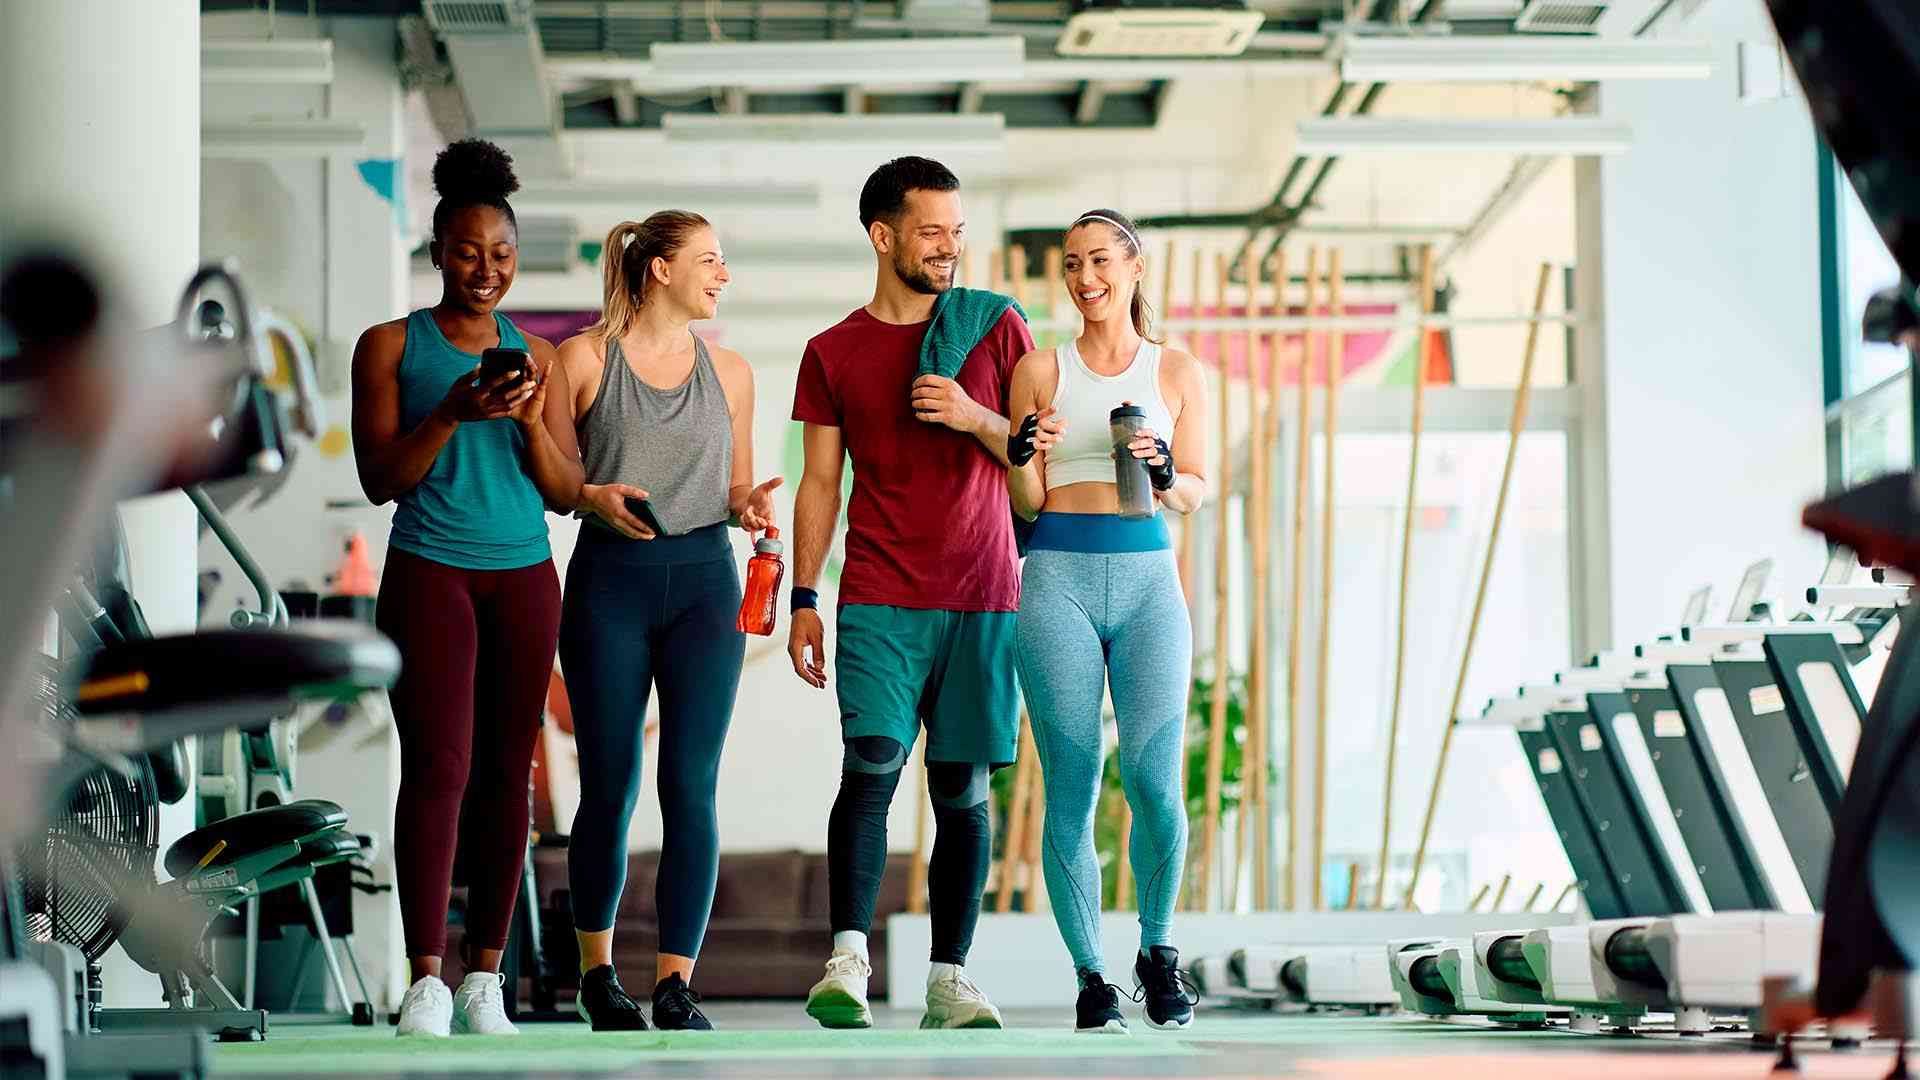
792, 306, 1034, 612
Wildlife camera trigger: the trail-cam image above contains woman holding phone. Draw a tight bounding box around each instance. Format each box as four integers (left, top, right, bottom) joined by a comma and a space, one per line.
350, 139, 584, 1039
549, 211, 780, 1032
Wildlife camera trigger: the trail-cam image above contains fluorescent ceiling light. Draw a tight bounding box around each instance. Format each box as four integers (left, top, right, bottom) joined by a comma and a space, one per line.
1338, 35, 1714, 83
201, 120, 367, 158
648, 36, 1025, 89
514, 181, 821, 212
202, 39, 334, 85
1294, 117, 1632, 156
661, 113, 1005, 151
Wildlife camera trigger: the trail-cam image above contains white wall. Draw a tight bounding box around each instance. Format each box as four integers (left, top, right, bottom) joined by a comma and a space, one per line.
1589, 0, 1828, 646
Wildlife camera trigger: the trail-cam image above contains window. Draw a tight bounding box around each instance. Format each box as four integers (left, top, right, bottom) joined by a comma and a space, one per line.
1823, 143, 1913, 488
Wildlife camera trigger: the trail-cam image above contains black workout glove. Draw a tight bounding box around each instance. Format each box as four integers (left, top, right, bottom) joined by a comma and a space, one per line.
1008, 412, 1042, 467
1146, 438, 1176, 491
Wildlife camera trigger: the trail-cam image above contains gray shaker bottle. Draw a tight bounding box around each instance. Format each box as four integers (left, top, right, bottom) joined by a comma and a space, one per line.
1110, 404, 1155, 520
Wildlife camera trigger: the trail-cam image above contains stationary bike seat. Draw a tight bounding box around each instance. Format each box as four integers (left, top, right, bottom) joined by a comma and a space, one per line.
299, 831, 364, 867
76, 620, 400, 714
164, 798, 348, 879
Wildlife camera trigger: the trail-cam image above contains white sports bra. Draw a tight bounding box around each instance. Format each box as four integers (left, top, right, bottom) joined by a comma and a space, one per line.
1043, 337, 1176, 491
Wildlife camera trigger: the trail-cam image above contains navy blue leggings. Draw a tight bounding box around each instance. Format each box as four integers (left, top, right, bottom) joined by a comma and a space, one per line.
559, 523, 745, 958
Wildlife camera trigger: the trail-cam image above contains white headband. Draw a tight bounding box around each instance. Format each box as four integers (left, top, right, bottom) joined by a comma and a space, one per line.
1072, 213, 1141, 251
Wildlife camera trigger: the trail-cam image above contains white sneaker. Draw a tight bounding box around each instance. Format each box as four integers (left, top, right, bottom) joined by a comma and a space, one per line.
451, 971, 519, 1036
921, 967, 1004, 1030
805, 949, 873, 1029
394, 975, 452, 1038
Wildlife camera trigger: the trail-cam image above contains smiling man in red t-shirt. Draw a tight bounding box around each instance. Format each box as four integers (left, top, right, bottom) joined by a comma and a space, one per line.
787, 157, 1033, 1032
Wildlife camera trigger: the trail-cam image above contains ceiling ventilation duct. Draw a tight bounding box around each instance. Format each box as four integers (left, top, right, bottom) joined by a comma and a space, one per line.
1515, 0, 1610, 33
1057, 0, 1265, 57
421, 0, 568, 177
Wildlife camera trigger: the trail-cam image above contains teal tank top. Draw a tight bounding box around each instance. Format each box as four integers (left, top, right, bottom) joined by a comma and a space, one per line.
386, 309, 552, 571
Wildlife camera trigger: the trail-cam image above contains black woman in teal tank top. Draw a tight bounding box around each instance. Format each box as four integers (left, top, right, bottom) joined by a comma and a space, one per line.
348, 139, 586, 1039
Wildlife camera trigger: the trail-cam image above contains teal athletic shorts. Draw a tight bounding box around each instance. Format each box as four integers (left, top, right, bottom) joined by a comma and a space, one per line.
834, 604, 1020, 766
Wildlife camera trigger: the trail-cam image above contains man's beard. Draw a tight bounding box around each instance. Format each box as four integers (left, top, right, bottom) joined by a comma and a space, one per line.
894, 250, 954, 296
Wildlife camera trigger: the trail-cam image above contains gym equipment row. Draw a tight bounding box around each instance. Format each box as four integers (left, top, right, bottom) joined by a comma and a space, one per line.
0, 257, 403, 1080
1185, 554, 1919, 1065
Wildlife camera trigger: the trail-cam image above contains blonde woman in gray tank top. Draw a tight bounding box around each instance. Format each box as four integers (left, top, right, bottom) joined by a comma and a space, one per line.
543, 212, 782, 1032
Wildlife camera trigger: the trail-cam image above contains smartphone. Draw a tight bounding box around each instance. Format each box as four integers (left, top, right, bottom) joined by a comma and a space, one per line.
476, 346, 532, 388
623, 496, 664, 536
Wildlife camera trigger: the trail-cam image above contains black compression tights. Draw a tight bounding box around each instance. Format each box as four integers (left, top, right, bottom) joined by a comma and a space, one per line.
828, 736, 992, 965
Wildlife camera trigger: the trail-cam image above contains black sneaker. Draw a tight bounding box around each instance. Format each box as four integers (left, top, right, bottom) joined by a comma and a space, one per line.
1074, 968, 1128, 1034
1133, 946, 1196, 1030
652, 972, 713, 1031
576, 965, 649, 1031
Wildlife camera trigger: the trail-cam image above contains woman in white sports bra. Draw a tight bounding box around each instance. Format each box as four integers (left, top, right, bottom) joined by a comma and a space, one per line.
1002, 208, 1210, 1034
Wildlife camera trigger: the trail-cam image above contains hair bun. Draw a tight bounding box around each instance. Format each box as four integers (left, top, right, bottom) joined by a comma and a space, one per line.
432, 139, 520, 204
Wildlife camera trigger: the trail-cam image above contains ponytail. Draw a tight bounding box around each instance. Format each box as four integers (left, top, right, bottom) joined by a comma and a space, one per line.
582, 210, 711, 345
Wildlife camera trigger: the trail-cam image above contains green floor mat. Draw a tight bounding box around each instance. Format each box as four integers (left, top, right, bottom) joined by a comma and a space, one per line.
212, 1026, 1201, 1075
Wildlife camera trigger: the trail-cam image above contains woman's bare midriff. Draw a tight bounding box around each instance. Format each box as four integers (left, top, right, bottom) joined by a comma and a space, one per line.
1040, 479, 1130, 516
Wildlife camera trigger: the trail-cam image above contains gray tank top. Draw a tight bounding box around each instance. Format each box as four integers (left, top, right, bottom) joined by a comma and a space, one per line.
577, 333, 733, 536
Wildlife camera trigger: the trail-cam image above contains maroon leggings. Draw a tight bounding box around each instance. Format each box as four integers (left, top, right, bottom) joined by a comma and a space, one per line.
377, 547, 562, 959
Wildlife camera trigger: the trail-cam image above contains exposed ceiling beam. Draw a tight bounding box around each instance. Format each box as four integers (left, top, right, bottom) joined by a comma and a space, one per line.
722, 86, 751, 114
543, 53, 1329, 91
958, 82, 985, 113
1073, 81, 1106, 125
844, 87, 866, 115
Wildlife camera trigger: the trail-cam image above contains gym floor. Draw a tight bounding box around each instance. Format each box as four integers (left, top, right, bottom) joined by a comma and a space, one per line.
211, 1005, 1902, 1078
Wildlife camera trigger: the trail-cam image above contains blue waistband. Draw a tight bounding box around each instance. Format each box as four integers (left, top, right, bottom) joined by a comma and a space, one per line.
1025, 512, 1172, 554
576, 520, 733, 565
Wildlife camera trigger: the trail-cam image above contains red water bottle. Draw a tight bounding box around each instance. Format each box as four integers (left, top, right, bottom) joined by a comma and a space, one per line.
737, 527, 786, 636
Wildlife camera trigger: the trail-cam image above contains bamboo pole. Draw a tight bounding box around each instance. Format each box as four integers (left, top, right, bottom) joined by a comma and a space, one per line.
1467, 882, 1490, 912
1255, 250, 1286, 912
1242, 248, 1269, 914
1552, 882, 1576, 912
1010, 245, 1030, 310
1022, 756, 1047, 910
1522, 882, 1545, 912
1190, 249, 1205, 352
1044, 247, 1063, 325
1284, 248, 1318, 912
1402, 261, 1556, 910
907, 740, 932, 914
1489, 873, 1513, 912
1160, 239, 1178, 336
1345, 862, 1362, 910
1311, 250, 1343, 910
1374, 246, 1438, 911
996, 717, 1037, 913
1200, 252, 1234, 912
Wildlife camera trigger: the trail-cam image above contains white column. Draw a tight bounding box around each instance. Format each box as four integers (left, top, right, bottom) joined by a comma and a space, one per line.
0, 0, 199, 327
0, 0, 201, 1010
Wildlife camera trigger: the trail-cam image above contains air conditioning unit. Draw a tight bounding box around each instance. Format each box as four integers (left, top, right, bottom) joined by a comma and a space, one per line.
515, 215, 580, 274
1514, 0, 1609, 34
421, 0, 534, 34
1057, 0, 1265, 57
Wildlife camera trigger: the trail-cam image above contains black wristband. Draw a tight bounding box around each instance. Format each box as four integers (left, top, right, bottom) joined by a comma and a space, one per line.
791, 586, 819, 613
1007, 412, 1041, 467
1147, 438, 1176, 491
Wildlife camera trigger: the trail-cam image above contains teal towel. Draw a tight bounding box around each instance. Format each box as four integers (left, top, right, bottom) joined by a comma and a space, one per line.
918, 287, 1027, 379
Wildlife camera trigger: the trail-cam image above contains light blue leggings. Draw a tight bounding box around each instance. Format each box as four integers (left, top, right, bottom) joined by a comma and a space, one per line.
1013, 513, 1192, 976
